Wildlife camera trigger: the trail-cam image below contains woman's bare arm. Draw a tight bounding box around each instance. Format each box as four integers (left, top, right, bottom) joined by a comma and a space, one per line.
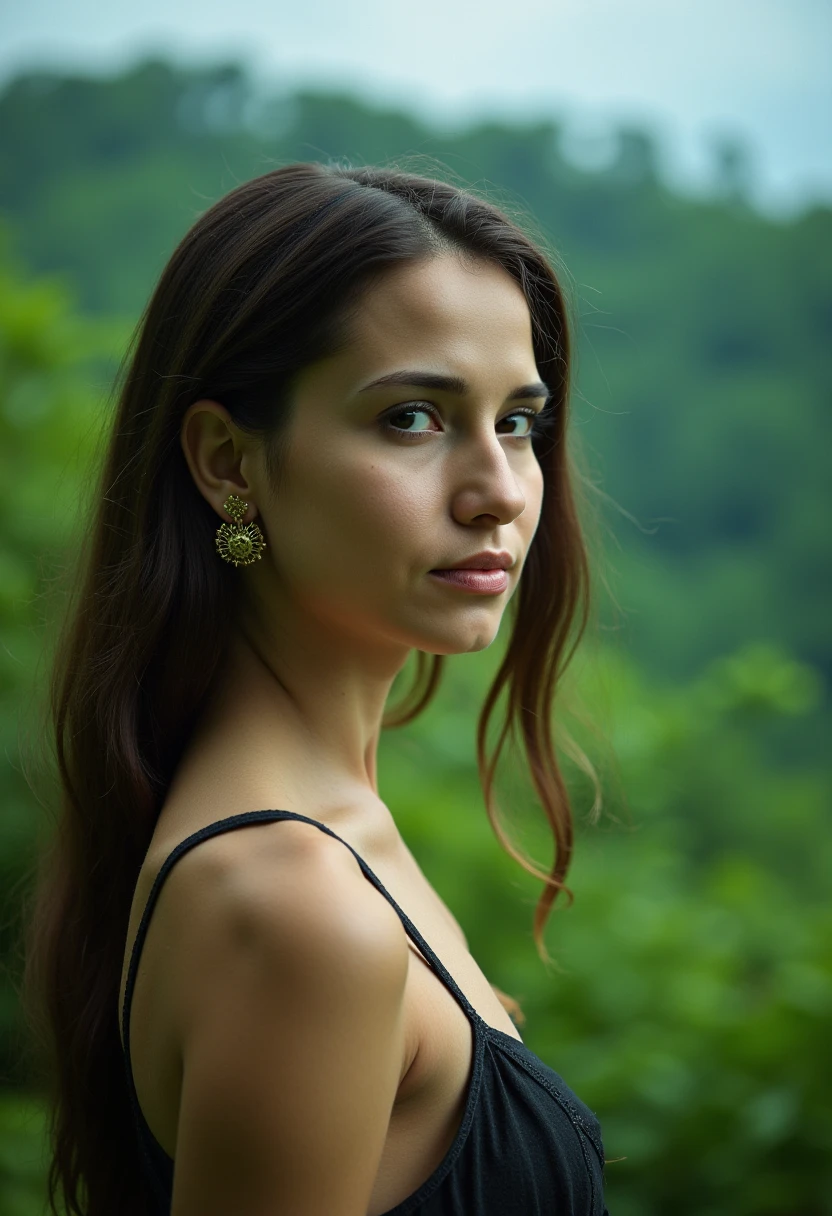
168, 826, 410, 1216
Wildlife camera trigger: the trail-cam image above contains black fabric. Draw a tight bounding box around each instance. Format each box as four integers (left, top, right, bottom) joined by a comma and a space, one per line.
121, 810, 610, 1214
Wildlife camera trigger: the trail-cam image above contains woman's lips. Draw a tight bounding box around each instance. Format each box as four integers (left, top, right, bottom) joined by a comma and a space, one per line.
428, 568, 509, 594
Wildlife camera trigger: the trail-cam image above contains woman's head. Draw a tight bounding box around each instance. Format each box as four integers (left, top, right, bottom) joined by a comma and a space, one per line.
182, 248, 551, 664
121, 163, 576, 687
23, 161, 592, 1216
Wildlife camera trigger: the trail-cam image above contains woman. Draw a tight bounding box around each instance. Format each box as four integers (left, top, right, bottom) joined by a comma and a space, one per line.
23, 162, 610, 1214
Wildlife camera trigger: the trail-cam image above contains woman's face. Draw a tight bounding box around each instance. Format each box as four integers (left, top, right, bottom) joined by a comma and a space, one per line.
228, 251, 547, 657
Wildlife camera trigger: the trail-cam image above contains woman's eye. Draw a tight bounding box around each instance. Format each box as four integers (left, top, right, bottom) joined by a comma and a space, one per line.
496, 411, 535, 437
386, 406, 438, 435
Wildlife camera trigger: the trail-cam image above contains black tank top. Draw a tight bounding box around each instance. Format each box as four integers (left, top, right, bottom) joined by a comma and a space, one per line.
121, 810, 611, 1214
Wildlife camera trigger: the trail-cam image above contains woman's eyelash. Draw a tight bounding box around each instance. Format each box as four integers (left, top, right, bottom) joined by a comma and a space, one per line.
381, 402, 557, 440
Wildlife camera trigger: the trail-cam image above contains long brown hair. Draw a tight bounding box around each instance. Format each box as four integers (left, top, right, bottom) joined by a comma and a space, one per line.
20, 160, 594, 1215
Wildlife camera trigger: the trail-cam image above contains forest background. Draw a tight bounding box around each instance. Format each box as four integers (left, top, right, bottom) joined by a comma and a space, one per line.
0, 56, 829, 1216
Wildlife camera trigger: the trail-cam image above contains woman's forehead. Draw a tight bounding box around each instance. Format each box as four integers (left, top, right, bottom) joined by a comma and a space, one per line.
353, 253, 532, 336
316, 255, 538, 393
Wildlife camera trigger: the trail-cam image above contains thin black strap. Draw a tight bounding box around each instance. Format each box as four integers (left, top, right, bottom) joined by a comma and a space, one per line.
121, 809, 482, 1104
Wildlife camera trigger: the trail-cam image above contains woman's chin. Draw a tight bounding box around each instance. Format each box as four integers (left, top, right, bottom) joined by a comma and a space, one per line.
415, 626, 501, 655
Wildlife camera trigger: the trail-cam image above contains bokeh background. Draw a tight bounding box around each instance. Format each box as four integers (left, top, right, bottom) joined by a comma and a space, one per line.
0, 3, 830, 1214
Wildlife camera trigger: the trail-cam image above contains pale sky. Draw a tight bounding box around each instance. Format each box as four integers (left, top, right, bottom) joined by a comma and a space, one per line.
1, 0, 829, 218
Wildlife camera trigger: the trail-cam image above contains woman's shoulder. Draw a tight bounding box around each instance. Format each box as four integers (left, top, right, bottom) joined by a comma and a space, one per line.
121, 800, 406, 1040
143, 803, 369, 930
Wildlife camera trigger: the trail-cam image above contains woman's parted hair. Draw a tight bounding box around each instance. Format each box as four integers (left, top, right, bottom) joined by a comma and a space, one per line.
22, 160, 593, 1215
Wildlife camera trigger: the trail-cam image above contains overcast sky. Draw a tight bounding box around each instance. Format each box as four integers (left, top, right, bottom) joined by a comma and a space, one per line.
1, 0, 829, 218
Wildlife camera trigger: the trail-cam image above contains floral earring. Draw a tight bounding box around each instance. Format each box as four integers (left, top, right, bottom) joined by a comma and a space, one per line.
215, 493, 267, 567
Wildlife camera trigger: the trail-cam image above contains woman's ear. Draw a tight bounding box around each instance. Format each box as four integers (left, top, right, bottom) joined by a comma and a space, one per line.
180, 399, 260, 523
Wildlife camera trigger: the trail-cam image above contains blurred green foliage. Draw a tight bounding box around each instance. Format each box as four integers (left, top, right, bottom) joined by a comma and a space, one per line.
0, 57, 829, 1216
0, 1092, 47, 1216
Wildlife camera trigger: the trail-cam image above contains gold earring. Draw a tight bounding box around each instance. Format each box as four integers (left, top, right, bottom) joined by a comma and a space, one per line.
215, 494, 267, 567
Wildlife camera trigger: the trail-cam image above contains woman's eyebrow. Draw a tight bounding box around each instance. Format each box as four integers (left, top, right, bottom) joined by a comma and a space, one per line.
357, 369, 551, 401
